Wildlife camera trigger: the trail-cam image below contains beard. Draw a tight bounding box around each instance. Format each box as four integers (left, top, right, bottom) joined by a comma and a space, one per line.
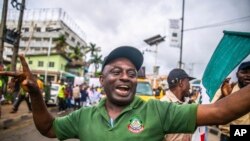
238, 81, 249, 88
184, 91, 191, 97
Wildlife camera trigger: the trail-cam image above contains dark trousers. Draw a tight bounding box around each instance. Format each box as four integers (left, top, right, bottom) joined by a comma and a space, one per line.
58, 97, 66, 111
74, 97, 81, 110
13, 94, 32, 111
66, 98, 72, 108
11, 91, 19, 104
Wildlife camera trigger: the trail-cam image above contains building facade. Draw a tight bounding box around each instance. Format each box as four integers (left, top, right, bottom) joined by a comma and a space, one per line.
4, 8, 87, 83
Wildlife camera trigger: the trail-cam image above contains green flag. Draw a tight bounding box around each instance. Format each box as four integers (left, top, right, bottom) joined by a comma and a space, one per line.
202, 30, 250, 101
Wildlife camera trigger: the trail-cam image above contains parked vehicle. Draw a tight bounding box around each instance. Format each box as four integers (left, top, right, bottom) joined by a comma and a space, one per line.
136, 78, 155, 101
47, 83, 60, 105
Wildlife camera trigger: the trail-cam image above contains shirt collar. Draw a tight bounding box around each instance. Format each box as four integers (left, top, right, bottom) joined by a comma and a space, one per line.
165, 90, 183, 104
97, 96, 143, 109
96, 96, 144, 120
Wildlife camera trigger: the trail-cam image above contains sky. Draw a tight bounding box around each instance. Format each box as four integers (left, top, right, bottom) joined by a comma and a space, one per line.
6, 0, 250, 79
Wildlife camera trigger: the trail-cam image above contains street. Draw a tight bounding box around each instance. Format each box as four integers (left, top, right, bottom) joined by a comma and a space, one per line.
0, 118, 78, 141
0, 102, 79, 141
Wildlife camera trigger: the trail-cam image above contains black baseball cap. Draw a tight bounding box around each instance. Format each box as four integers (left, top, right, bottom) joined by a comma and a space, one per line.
238, 61, 250, 71
167, 68, 195, 87
101, 46, 144, 72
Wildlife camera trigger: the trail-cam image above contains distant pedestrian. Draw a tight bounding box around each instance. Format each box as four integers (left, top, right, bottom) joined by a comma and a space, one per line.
33, 74, 44, 93
72, 85, 81, 110
80, 85, 89, 107
57, 79, 66, 113
6, 77, 21, 104
88, 86, 101, 105
44, 81, 52, 105
0, 64, 4, 118
65, 83, 73, 109
10, 87, 32, 113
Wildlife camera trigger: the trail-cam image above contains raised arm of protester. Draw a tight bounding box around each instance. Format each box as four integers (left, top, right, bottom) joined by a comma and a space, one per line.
221, 78, 237, 97
0, 54, 56, 137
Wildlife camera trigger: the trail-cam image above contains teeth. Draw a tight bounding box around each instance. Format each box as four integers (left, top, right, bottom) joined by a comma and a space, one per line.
118, 85, 129, 88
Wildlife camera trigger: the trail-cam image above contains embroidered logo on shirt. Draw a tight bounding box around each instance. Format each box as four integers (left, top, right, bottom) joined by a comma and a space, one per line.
128, 117, 144, 133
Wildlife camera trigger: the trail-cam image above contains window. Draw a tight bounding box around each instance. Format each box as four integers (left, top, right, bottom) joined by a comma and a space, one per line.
49, 62, 55, 67
29, 60, 33, 64
172, 32, 178, 37
65, 32, 69, 37
35, 38, 42, 41
71, 37, 75, 42
21, 37, 29, 42
77, 42, 80, 46
45, 27, 50, 32
38, 61, 44, 67
36, 27, 41, 32
61, 64, 64, 70
23, 28, 29, 32
44, 38, 50, 42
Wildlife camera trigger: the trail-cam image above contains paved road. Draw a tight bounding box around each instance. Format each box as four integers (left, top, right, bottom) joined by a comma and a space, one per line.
1, 102, 79, 141
0, 118, 78, 141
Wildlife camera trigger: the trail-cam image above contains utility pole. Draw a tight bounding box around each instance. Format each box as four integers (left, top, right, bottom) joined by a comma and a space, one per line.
44, 27, 61, 84
0, 0, 9, 64
11, 0, 25, 71
179, 0, 185, 69
144, 34, 165, 89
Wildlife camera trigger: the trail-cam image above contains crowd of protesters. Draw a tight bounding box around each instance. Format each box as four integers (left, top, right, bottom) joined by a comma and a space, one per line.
54, 79, 104, 114
0, 73, 104, 116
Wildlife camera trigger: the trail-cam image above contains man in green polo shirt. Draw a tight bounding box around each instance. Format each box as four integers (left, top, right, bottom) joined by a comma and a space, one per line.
0, 46, 250, 141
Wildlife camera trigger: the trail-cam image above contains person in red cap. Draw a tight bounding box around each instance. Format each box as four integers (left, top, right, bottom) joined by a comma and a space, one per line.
0, 46, 249, 141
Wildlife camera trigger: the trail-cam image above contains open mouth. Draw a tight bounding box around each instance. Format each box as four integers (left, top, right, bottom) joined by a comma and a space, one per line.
116, 85, 130, 96
244, 78, 250, 83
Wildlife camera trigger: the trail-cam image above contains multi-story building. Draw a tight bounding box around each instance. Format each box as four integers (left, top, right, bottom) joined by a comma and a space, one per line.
4, 8, 87, 84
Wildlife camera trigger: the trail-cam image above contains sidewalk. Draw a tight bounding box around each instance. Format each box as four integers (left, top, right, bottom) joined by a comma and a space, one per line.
0, 102, 33, 129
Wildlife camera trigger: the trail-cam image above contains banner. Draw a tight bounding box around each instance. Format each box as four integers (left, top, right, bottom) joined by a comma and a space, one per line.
202, 31, 250, 100
169, 19, 181, 48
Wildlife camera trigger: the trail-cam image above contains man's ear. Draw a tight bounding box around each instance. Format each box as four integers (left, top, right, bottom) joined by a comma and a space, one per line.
236, 71, 240, 79
179, 80, 183, 87
99, 75, 104, 86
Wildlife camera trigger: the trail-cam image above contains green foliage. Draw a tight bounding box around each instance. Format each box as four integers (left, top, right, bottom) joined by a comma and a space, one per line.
94, 71, 102, 77
53, 34, 68, 53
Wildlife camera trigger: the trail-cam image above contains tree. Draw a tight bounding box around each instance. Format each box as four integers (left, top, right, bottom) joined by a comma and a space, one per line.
67, 45, 86, 68
53, 34, 68, 53
69, 46, 84, 60
89, 53, 103, 76
86, 42, 101, 57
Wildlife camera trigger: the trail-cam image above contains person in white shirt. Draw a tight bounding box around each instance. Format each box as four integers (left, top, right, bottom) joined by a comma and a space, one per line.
161, 68, 195, 141
72, 85, 81, 110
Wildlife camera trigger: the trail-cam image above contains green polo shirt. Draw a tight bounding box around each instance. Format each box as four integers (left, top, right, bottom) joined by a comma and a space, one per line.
53, 96, 197, 141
